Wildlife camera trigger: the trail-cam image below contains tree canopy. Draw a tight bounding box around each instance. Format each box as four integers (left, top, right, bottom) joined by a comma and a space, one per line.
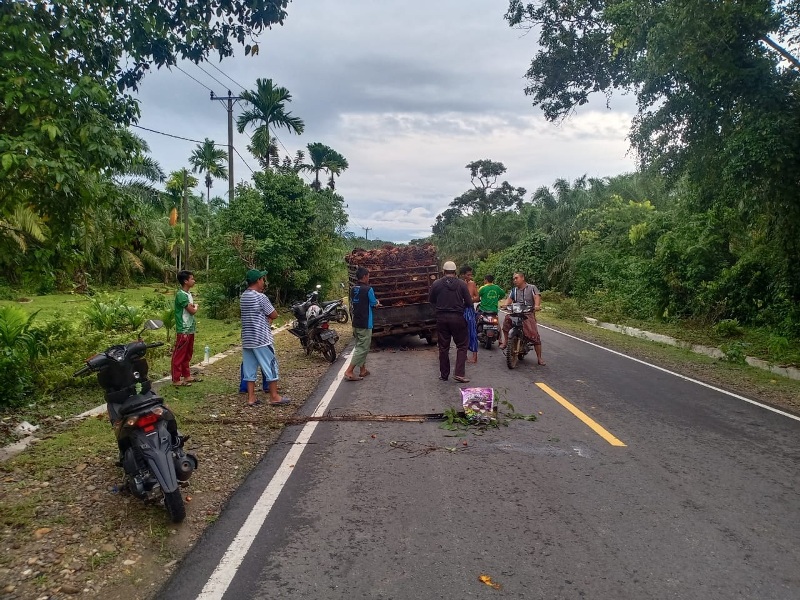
506, 0, 800, 299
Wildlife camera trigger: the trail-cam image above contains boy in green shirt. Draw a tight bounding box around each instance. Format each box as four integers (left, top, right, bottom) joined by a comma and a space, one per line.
478, 274, 505, 314
171, 270, 199, 386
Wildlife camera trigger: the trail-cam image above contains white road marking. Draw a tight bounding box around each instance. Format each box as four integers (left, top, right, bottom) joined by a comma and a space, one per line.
541, 325, 800, 422
196, 352, 352, 600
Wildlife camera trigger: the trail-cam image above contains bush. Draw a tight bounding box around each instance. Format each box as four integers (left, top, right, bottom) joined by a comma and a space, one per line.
0, 306, 42, 407
553, 298, 582, 320
713, 319, 743, 338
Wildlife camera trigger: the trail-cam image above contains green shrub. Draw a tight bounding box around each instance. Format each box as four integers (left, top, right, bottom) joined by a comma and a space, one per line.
720, 341, 748, 364
0, 306, 42, 406
713, 319, 743, 338
553, 298, 582, 320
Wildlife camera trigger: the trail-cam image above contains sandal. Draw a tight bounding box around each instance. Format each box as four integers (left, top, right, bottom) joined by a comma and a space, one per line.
246, 399, 262, 407
172, 381, 191, 387
268, 397, 291, 406
184, 377, 203, 383
345, 373, 363, 381
453, 375, 470, 383
359, 369, 370, 377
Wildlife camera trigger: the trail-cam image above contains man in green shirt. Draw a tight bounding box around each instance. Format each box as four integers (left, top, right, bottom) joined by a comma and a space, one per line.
478, 274, 505, 314
171, 270, 199, 386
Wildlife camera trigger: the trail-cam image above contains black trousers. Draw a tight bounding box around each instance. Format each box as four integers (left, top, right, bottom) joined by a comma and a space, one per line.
436, 311, 468, 379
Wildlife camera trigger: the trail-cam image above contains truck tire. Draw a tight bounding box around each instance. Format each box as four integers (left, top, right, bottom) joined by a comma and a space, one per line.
506, 331, 522, 369
425, 333, 437, 346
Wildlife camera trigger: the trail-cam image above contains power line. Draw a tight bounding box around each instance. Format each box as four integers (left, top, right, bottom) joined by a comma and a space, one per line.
193, 63, 231, 91
132, 124, 227, 146
173, 64, 214, 92
207, 62, 246, 92
232, 146, 255, 175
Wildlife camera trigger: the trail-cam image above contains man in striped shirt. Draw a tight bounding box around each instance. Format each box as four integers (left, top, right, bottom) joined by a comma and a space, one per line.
240, 269, 290, 407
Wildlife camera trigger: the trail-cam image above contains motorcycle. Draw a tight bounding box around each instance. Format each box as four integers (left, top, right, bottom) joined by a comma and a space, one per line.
501, 303, 535, 369
72, 319, 198, 523
476, 310, 500, 350
288, 287, 342, 363
299, 284, 349, 324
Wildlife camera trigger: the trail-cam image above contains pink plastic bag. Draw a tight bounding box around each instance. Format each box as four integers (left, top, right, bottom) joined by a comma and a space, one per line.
460, 387, 495, 424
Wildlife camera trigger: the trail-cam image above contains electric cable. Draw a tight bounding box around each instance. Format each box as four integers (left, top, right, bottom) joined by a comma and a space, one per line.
173, 64, 215, 93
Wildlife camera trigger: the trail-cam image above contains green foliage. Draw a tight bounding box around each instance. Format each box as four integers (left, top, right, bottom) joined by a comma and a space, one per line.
713, 319, 743, 338
0, 306, 42, 406
82, 294, 144, 332
553, 298, 582, 321
720, 341, 749, 364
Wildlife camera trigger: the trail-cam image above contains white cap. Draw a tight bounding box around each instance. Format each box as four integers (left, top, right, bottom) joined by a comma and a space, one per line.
442, 261, 457, 272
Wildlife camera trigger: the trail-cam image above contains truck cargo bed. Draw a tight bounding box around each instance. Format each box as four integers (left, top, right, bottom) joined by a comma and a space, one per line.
371, 304, 436, 338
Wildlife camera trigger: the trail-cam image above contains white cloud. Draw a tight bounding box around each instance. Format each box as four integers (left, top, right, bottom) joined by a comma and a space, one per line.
133, 0, 639, 242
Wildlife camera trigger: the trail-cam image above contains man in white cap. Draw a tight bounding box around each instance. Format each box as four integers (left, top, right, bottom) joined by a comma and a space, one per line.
428, 260, 473, 383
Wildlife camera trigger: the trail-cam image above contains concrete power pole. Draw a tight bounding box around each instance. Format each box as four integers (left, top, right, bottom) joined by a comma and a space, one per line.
363, 227, 372, 241
210, 90, 243, 204
182, 168, 189, 269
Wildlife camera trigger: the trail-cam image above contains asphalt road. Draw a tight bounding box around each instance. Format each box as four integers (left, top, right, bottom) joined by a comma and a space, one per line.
161, 325, 800, 600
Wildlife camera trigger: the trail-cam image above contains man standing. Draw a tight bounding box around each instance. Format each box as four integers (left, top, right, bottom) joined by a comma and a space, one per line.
240, 269, 290, 407
344, 266, 380, 381
499, 271, 545, 366
171, 270, 199, 387
429, 261, 473, 383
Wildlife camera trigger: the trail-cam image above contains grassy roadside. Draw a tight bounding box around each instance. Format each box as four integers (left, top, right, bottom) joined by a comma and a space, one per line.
0, 322, 352, 600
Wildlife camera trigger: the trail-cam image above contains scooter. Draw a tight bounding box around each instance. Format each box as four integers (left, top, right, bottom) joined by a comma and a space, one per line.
476, 310, 500, 349
288, 289, 342, 363
72, 319, 198, 523
501, 303, 534, 369
303, 284, 348, 323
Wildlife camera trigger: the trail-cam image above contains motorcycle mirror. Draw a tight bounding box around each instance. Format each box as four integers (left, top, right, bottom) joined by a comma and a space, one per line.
144, 319, 164, 330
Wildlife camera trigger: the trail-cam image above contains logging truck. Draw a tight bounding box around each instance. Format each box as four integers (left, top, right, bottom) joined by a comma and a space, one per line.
345, 244, 438, 343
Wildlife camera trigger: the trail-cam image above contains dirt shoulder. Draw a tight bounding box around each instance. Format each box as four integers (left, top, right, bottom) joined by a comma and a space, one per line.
0, 325, 352, 600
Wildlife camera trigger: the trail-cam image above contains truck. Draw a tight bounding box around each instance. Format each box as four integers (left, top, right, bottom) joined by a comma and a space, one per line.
345, 244, 439, 344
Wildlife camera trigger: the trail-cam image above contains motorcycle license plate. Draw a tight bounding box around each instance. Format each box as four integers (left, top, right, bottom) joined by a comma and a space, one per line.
320, 330, 337, 341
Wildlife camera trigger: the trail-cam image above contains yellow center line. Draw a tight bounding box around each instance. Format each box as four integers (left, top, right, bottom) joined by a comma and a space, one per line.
536, 383, 627, 447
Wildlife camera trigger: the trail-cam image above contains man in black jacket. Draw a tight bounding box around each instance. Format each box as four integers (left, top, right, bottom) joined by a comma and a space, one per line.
429, 261, 473, 383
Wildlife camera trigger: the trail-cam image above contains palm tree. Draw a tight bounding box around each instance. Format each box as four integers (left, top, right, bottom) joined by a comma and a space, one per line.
189, 139, 228, 204
323, 149, 349, 190
303, 142, 333, 190
237, 78, 305, 169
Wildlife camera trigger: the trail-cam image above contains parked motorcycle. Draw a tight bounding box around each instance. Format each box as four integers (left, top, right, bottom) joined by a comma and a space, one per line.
288, 287, 342, 363
501, 303, 534, 369
476, 310, 500, 350
72, 319, 197, 523
298, 284, 349, 323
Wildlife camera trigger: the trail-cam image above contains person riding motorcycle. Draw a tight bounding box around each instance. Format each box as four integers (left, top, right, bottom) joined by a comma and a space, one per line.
498, 271, 546, 366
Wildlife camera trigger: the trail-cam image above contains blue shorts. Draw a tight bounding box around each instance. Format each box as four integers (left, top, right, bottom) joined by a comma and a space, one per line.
242, 345, 279, 382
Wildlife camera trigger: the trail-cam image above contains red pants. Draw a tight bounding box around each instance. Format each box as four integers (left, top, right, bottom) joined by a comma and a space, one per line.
171, 333, 195, 382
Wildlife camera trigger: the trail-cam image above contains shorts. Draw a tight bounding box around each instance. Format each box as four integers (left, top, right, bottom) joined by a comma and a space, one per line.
242, 345, 279, 382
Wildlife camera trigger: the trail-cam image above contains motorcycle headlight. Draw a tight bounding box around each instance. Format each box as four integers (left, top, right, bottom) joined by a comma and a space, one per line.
512, 302, 523, 314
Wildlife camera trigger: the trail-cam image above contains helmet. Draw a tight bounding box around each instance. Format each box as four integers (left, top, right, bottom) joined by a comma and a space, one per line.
442, 261, 457, 272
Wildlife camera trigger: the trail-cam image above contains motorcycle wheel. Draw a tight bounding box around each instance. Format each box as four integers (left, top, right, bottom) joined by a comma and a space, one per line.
321, 341, 337, 363
484, 336, 493, 350
164, 489, 186, 523
335, 308, 349, 324
506, 331, 522, 369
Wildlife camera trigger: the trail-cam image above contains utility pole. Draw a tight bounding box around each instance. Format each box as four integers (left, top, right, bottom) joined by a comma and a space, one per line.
363, 227, 372, 241
210, 90, 243, 204
182, 168, 189, 269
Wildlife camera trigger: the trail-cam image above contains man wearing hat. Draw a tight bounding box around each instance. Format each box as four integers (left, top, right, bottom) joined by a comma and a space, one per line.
429, 260, 473, 383
240, 269, 290, 406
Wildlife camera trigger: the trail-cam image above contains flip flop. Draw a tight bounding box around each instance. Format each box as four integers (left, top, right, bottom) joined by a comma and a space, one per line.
268, 397, 291, 406
345, 374, 363, 381
359, 369, 370, 377
246, 399, 262, 407
173, 381, 191, 387
184, 377, 203, 383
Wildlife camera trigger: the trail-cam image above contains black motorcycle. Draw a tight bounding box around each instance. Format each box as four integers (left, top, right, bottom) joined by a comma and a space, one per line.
303, 284, 348, 324
501, 303, 535, 369
288, 288, 342, 363
476, 310, 500, 350
73, 320, 197, 523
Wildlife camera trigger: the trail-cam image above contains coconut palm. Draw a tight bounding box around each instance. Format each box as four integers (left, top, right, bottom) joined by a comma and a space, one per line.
237, 78, 305, 169
189, 139, 228, 204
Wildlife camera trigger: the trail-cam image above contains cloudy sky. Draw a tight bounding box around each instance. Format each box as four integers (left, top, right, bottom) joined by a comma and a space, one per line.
134, 0, 638, 243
